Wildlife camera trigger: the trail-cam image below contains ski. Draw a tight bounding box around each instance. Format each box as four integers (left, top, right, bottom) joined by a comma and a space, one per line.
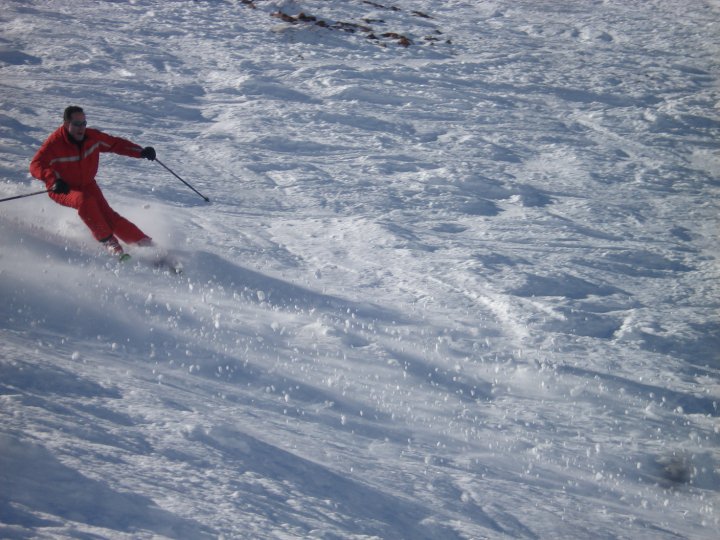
153, 256, 183, 275
112, 250, 183, 275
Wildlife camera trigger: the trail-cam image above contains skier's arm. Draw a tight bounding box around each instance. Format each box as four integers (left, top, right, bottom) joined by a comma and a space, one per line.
93, 130, 154, 161
95, 130, 145, 159
29, 137, 60, 189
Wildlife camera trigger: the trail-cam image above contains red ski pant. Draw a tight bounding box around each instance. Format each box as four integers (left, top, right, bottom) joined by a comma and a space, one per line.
49, 181, 149, 244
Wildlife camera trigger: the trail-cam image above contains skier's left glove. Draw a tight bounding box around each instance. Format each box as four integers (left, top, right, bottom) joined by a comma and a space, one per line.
140, 147, 156, 161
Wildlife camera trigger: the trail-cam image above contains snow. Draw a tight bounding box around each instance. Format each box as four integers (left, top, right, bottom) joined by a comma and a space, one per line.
1, 0, 719, 538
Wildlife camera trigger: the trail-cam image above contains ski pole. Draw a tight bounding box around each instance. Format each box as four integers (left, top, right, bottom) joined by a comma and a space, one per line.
0, 189, 49, 203
155, 158, 210, 203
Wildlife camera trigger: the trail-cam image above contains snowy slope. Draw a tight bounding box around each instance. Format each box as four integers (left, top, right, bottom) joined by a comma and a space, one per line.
1, 0, 719, 538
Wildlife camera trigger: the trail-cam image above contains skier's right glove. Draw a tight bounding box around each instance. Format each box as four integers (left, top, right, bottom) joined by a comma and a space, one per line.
51, 178, 70, 194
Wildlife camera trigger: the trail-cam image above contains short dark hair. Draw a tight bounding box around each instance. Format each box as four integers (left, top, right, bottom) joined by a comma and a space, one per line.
63, 106, 84, 122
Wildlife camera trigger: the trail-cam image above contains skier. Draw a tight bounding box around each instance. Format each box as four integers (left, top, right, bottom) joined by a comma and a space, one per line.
30, 105, 157, 258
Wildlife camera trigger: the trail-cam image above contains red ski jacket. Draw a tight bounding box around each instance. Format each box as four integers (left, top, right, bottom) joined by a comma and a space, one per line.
30, 125, 143, 190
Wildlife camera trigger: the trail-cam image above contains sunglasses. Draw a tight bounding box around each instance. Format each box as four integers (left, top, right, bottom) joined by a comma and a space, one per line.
70, 120, 87, 127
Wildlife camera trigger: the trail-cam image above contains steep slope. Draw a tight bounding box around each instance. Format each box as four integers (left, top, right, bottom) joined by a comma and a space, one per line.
1, 1, 719, 538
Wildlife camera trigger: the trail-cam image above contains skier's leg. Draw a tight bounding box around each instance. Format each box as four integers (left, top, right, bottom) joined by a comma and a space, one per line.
51, 189, 113, 241
87, 183, 151, 245
113, 217, 151, 245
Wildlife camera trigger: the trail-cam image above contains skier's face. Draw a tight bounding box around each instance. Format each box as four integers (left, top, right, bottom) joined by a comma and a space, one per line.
66, 112, 87, 142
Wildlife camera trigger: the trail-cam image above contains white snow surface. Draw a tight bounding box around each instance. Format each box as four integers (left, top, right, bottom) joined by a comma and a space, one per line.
1, 0, 719, 538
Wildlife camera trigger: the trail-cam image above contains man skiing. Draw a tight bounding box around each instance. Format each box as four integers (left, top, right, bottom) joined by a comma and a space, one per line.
30, 105, 157, 258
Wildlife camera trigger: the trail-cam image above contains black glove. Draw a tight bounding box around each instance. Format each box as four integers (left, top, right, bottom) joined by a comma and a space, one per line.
51, 178, 70, 194
140, 146, 156, 161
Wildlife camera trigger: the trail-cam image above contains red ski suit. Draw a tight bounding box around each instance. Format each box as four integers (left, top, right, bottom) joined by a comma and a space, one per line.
30, 125, 150, 244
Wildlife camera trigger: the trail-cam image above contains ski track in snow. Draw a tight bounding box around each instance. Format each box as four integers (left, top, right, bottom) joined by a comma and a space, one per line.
1, 0, 719, 538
